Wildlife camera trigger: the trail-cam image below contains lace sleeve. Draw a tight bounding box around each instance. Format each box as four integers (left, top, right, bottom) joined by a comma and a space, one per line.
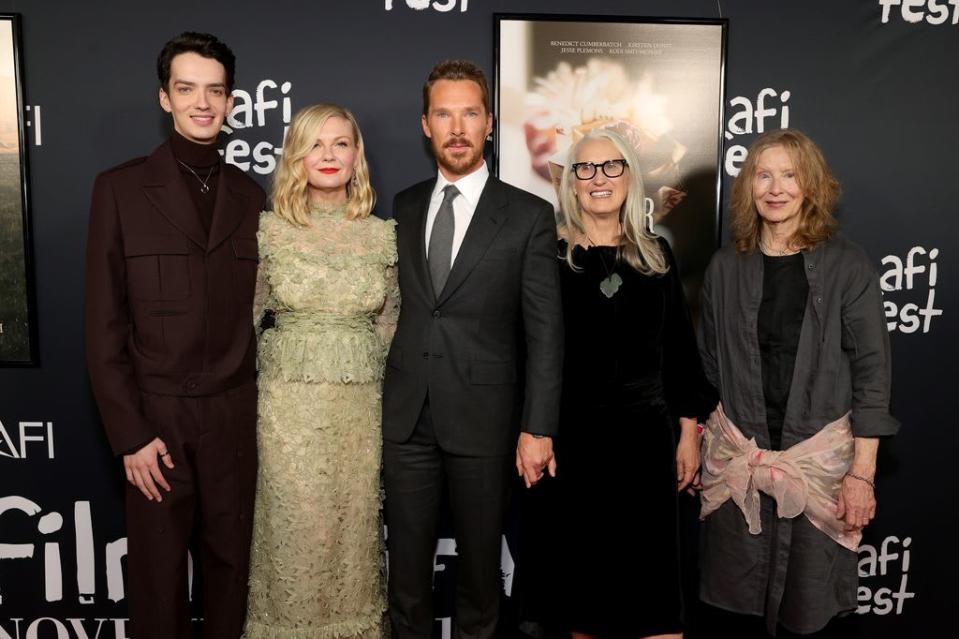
374, 263, 400, 351
253, 255, 275, 333
253, 213, 277, 333
373, 219, 400, 350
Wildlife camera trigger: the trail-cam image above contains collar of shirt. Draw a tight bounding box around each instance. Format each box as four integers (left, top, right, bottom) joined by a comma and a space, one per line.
425, 162, 490, 262
431, 161, 489, 211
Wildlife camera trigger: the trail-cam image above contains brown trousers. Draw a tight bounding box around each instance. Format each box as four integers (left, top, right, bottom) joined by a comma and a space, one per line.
125, 381, 257, 639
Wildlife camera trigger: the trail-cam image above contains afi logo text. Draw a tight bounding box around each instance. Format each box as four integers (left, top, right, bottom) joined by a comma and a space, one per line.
0, 421, 54, 460
222, 79, 294, 176
879, 0, 959, 24
880, 246, 943, 334
723, 88, 792, 177
858, 535, 916, 615
385, 0, 469, 12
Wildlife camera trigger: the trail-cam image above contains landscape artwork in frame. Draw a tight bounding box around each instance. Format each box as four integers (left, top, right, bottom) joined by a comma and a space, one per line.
0, 13, 37, 366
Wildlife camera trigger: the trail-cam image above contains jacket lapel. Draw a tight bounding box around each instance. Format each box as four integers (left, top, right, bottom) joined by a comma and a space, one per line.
207, 169, 250, 253
436, 178, 508, 305
141, 142, 207, 250
404, 180, 436, 305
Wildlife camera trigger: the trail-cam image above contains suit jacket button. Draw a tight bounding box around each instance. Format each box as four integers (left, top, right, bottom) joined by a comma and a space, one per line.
433, 310, 441, 318
422, 352, 429, 359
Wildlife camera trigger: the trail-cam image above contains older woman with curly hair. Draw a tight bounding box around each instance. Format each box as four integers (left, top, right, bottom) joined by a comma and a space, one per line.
244, 104, 398, 638
696, 129, 898, 637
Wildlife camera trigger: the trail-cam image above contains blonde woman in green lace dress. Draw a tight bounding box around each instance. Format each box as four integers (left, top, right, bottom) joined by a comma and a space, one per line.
244, 104, 398, 638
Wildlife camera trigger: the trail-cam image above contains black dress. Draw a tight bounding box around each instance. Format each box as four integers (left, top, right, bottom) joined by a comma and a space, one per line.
518, 238, 716, 638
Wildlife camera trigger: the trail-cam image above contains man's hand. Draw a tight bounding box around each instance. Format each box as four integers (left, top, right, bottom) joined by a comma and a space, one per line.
516, 432, 556, 488
123, 437, 174, 502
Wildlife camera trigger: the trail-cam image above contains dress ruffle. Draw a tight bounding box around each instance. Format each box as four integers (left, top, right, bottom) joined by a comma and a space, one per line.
257, 312, 385, 385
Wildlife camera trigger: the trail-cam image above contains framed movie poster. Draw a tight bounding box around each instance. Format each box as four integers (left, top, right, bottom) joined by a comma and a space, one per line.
494, 14, 727, 307
0, 13, 37, 366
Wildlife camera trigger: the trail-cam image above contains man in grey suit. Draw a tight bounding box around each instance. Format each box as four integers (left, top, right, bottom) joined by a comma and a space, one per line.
382, 60, 564, 638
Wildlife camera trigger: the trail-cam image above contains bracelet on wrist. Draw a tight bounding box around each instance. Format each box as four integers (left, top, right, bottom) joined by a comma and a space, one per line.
846, 472, 875, 489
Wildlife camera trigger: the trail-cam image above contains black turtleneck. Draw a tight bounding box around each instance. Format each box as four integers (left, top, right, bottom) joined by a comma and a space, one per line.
170, 129, 221, 235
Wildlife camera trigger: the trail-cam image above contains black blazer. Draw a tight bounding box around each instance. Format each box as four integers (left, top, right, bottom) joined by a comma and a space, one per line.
382, 176, 563, 456
85, 140, 266, 455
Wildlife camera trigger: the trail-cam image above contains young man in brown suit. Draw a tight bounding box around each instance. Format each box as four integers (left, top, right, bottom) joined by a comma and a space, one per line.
84, 32, 265, 638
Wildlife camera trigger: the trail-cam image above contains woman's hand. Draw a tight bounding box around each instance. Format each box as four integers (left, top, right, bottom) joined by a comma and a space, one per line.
837, 473, 876, 531
836, 437, 880, 531
676, 417, 700, 494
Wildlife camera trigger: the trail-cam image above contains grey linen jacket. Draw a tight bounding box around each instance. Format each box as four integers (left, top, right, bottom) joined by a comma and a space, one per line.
697, 235, 899, 634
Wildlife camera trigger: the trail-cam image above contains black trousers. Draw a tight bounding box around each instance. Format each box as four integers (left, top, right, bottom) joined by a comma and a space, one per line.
125, 382, 257, 639
383, 399, 511, 639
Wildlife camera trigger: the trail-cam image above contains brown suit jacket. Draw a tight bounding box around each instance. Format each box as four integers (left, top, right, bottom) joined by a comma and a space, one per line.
85, 140, 266, 455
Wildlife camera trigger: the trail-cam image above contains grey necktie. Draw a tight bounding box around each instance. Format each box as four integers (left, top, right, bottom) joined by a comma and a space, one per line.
428, 184, 459, 297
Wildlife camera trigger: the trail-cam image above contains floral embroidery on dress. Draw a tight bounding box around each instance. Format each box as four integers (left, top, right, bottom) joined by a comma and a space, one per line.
245, 203, 398, 639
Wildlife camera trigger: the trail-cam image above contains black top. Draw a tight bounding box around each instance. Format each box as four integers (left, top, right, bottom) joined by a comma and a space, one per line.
558, 238, 717, 423
757, 252, 808, 450
170, 129, 221, 235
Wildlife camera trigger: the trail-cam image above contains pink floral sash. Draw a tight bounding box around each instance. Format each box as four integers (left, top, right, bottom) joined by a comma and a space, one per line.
699, 404, 861, 551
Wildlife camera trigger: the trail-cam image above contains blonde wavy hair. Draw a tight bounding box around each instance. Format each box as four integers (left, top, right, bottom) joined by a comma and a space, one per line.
558, 128, 668, 275
272, 104, 375, 225
730, 128, 840, 254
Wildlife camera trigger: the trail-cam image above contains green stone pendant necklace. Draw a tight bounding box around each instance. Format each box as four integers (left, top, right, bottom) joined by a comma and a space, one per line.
586, 234, 622, 299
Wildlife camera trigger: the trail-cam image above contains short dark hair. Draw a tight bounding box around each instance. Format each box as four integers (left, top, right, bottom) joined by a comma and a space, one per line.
157, 32, 236, 92
422, 59, 490, 116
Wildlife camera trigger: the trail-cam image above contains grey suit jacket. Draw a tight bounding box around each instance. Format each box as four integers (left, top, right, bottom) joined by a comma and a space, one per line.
382, 175, 563, 456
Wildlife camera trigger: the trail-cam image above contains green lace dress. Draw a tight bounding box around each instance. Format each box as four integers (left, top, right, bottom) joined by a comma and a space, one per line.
244, 202, 399, 639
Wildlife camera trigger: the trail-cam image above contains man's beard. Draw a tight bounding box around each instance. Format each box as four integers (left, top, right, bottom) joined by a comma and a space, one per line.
433, 138, 484, 176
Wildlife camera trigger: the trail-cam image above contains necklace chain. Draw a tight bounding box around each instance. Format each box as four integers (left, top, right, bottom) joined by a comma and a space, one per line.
585, 233, 617, 278
759, 237, 797, 257
176, 159, 215, 194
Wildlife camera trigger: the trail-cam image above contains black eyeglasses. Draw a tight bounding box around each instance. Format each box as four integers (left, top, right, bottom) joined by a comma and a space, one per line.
570, 159, 629, 180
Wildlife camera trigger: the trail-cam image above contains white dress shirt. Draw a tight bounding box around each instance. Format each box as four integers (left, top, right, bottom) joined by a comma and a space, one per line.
424, 162, 490, 264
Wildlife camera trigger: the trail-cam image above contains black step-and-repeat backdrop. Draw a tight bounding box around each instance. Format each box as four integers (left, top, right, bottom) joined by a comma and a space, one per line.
0, 1, 955, 637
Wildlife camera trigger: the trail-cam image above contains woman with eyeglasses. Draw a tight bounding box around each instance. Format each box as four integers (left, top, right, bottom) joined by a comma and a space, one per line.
519, 128, 717, 639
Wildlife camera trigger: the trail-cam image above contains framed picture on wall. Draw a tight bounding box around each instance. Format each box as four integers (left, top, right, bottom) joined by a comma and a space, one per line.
0, 13, 37, 366
494, 13, 727, 309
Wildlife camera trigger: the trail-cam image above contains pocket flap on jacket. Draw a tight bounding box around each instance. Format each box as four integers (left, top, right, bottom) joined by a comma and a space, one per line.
124, 234, 190, 257
232, 237, 259, 260
469, 360, 517, 385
